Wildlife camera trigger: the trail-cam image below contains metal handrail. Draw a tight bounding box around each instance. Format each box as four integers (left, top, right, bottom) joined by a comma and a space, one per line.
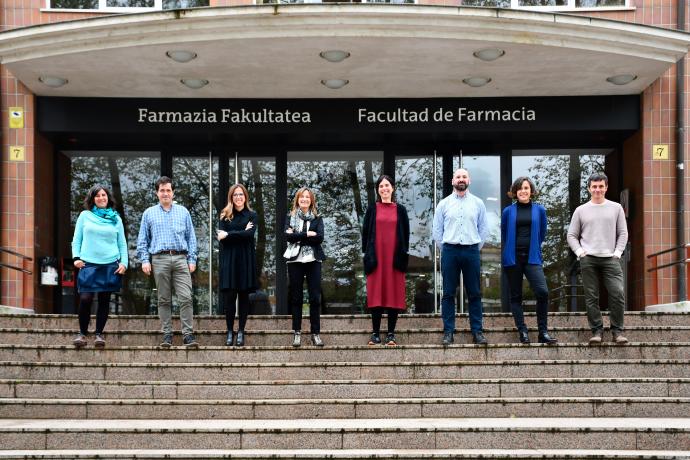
0, 247, 33, 261
647, 243, 690, 260
0, 247, 33, 309
0, 262, 32, 274
647, 243, 690, 303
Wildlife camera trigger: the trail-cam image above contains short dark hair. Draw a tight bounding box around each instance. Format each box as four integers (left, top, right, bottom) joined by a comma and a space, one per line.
83, 184, 116, 210
375, 174, 396, 203
155, 176, 173, 191
509, 176, 537, 200
587, 172, 608, 187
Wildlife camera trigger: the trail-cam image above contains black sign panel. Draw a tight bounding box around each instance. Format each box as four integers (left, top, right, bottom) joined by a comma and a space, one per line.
37, 95, 639, 134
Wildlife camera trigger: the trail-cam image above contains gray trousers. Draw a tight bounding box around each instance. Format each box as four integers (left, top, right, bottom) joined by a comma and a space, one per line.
152, 253, 194, 336
580, 255, 625, 332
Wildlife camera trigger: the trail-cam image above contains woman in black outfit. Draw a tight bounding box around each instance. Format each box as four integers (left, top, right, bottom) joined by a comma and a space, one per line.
284, 187, 326, 347
217, 183, 258, 347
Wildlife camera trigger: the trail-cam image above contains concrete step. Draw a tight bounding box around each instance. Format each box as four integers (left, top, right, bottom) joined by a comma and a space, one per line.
1, 312, 688, 331
1, 377, 687, 400
1, 449, 689, 459
1, 343, 688, 364
2, 359, 687, 381
0, 418, 688, 450
2, 326, 688, 347
1, 397, 688, 419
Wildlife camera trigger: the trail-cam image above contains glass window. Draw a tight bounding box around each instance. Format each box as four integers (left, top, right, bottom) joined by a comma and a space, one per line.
453, 155, 502, 312
162, 0, 209, 8
512, 149, 609, 311
287, 151, 383, 314
394, 153, 441, 314
66, 151, 161, 315
106, 0, 153, 6
171, 156, 221, 316
461, 0, 511, 7
239, 157, 277, 315
49, 0, 98, 8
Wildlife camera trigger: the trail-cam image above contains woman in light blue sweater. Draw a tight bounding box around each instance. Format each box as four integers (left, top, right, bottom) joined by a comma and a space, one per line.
71, 185, 128, 348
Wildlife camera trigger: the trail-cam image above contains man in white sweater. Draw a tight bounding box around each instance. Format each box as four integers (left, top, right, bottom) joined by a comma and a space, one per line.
567, 172, 629, 344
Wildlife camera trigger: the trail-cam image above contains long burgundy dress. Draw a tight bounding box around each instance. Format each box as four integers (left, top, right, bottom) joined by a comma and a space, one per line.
366, 202, 406, 309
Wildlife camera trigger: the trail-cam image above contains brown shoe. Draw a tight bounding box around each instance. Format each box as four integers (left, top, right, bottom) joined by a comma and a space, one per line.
612, 331, 629, 344
588, 329, 603, 344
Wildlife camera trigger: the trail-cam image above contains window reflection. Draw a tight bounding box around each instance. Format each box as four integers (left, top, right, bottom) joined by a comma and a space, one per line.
68, 151, 161, 314
512, 150, 608, 311
287, 152, 382, 314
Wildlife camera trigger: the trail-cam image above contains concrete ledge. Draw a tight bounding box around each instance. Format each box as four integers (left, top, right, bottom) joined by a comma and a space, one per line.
646, 301, 690, 313
0, 306, 34, 315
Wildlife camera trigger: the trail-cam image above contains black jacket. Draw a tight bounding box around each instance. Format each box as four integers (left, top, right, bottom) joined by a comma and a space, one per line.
361, 203, 410, 276
284, 214, 326, 262
219, 208, 258, 291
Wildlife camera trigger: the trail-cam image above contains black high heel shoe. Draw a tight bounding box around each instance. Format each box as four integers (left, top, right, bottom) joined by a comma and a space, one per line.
538, 331, 558, 344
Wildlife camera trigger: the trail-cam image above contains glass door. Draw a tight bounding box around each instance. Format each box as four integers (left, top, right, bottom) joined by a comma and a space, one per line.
394, 151, 443, 313
453, 154, 503, 312
171, 154, 221, 315
287, 151, 383, 314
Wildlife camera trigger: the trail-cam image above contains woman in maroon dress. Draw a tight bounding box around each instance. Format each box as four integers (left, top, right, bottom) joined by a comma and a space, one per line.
362, 174, 410, 346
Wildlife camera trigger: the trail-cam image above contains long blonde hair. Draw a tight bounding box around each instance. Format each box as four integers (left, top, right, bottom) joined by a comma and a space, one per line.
220, 183, 252, 221
290, 187, 318, 217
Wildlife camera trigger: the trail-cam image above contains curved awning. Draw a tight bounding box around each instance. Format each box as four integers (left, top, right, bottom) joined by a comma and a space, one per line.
0, 4, 689, 98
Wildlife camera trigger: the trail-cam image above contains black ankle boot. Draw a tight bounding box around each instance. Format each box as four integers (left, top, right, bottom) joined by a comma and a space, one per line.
235, 330, 245, 347
225, 331, 234, 346
518, 330, 530, 344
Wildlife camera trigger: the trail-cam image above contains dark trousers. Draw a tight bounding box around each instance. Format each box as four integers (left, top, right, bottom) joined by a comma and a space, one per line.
505, 253, 549, 333
78, 292, 111, 335
222, 289, 250, 332
370, 307, 399, 334
288, 261, 322, 334
441, 243, 483, 334
580, 255, 625, 332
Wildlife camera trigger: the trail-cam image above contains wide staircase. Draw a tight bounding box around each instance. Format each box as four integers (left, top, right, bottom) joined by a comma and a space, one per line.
0, 311, 689, 459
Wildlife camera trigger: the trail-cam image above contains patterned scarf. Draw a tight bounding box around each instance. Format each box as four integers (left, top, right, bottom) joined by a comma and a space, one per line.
287, 209, 316, 259
92, 206, 119, 225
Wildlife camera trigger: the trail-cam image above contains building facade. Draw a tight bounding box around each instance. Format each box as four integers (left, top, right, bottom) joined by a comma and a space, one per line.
1, 0, 689, 315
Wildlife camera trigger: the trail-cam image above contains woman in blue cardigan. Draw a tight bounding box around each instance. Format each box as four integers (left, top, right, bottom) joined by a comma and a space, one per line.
501, 177, 557, 345
71, 185, 128, 348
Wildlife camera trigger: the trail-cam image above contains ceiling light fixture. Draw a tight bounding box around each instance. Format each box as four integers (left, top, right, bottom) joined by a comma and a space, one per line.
38, 76, 68, 88
166, 50, 198, 63
606, 74, 637, 85
319, 50, 351, 63
321, 79, 349, 89
462, 76, 491, 88
473, 48, 505, 62
181, 78, 209, 89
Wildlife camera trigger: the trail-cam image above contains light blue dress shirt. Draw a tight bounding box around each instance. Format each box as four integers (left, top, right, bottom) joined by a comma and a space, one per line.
136, 203, 198, 264
433, 191, 488, 249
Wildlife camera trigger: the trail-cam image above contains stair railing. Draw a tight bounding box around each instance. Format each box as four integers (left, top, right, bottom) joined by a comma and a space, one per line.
647, 243, 690, 304
0, 247, 33, 309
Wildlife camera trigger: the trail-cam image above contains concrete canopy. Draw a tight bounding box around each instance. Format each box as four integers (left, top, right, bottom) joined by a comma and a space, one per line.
1, 4, 689, 99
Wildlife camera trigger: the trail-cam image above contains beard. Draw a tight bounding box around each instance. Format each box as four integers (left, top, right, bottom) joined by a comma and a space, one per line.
453, 182, 468, 192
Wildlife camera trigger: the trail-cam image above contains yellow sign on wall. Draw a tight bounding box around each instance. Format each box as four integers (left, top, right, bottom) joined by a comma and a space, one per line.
652, 144, 669, 160
9, 146, 25, 161
8, 107, 24, 129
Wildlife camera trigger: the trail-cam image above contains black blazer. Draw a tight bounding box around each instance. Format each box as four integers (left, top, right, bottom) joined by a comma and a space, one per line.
218, 208, 258, 291
361, 203, 410, 276
284, 214, 326, 262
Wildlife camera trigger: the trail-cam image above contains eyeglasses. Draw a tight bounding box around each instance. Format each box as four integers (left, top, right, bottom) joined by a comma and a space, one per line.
232, 193, 245, 197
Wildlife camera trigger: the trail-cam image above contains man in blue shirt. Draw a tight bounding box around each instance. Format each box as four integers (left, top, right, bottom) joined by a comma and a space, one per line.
433, 168, 489, 345
137, 176, 198, 348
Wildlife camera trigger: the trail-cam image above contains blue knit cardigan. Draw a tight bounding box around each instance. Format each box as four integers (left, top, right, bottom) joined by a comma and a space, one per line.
500, 202, 547, 267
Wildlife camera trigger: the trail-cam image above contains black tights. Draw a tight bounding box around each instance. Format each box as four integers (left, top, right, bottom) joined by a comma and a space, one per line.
78, 292, 111, 335
371, 307, 399, 335
222, 289, 250, 332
